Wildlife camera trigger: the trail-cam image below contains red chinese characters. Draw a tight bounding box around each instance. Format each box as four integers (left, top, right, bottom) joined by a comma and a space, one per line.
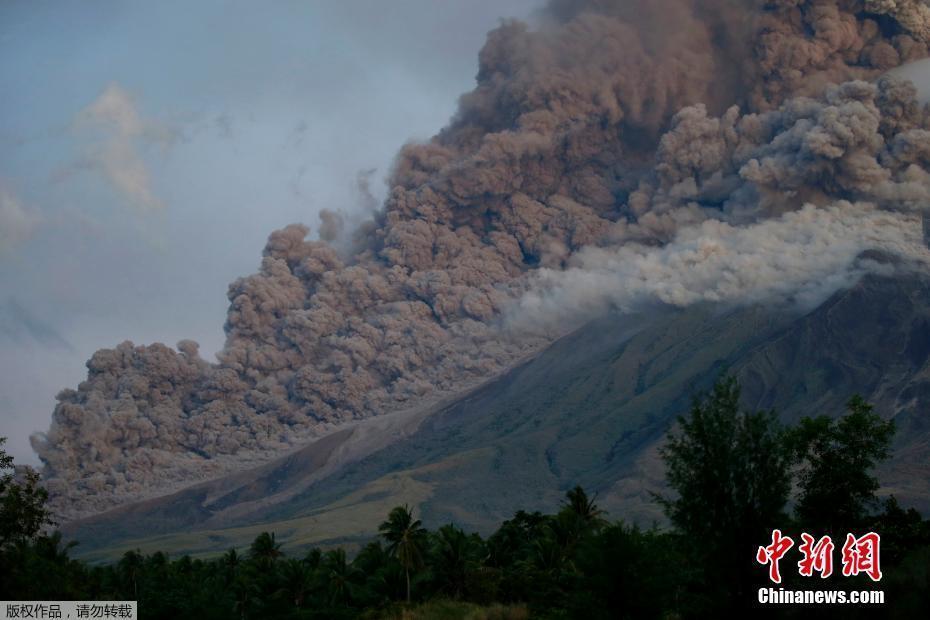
841, 532, 882, 582
798, 533, 834, 578
756, 529, 795, 584
757, 530, 882, 583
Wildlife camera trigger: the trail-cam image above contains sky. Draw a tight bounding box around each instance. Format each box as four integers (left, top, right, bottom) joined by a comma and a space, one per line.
0, 0, 545, 464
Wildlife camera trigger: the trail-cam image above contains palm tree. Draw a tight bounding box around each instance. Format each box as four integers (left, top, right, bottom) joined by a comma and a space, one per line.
303, 548, 322, 570
248, 531, 282, 568
223, 548, 240, 570
378, 504, 428, 603
222, 548, 241, 585
323, 548, 357, 607
232, 572, 260, 620
118, 549, 143, 600
277, 558, 314, 607
562, 486, 606, 531
532, 531, 564, 574
432, 524, 480, 599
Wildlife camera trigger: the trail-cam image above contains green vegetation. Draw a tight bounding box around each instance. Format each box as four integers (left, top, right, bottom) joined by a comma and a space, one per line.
658, 376, 794, 612
789, 395, 897, 532
0, 437, 54, 548
379, 505, 429, 603
2, 378, 930, 618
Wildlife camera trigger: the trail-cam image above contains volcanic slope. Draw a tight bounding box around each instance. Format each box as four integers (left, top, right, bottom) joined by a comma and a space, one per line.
65, 272, 930, 560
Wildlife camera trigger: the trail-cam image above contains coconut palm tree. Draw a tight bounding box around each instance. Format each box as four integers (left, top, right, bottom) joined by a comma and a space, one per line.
431, 524, 481, 599
378, 504, 428, 603
277, 558, 314, 607
562, 486, 606, 531
117, 549, 143, 600
323, 548, 357, 607
232, 572, 260, 620
248, 531, 282, 568
222, 548, 241, 585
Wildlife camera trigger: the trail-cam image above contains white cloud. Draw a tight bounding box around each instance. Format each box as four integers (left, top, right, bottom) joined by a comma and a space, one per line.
0, 184, 43, 255
73, 83, 177, 212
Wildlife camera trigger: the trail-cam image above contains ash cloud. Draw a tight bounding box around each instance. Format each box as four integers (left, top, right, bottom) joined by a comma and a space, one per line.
890, 57, 930, 101
515, 72, 930, 329
33, 0, 930, 518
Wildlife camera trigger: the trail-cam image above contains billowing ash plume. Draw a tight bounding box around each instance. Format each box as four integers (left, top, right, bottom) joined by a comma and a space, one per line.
33, 0, 930, 518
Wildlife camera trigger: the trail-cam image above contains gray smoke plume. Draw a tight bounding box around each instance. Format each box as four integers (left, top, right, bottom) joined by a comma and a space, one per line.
32, 0, 930, 518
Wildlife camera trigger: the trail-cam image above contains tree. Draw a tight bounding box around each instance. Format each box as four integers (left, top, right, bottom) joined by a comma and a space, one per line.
302, 547, 322, 570
558, 486, 606, 553
379, 504, 428, 603
790, 395, 895, 531
571, 524, 682, 620
117, 549, 143, 600
232, 571, 260, 620
322, 548, 357, 607
658, 376, 792, 609
351, 540, 399, 605
870, 496, 930, 566
430, 524, 483, 599
486, 510, 548, 567
0, 437, 54, 549
222, 548, 241, 585
276, 558, 314, 607
248, 532, 282, 568
561, 486, 606, 530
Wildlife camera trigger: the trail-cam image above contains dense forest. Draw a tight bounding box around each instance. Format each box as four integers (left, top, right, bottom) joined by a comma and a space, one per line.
2, 378, 929, 619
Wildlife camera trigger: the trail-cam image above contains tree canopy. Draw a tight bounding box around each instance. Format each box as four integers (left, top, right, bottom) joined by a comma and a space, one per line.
2, 378, 928, 618
0, 437, 54, 549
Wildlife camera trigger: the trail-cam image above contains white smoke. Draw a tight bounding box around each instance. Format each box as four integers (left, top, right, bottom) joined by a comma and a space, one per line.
514, 203, 929, 332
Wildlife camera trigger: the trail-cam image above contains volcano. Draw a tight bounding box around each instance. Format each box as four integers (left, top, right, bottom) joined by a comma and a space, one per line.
61, 270, 930, 561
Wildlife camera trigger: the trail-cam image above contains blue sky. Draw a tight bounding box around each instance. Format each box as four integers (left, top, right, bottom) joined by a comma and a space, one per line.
0, 0, 544, 463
